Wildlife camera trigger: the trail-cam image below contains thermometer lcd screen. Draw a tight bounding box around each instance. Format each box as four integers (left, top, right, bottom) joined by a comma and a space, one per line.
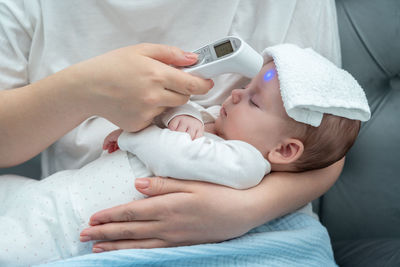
214, 41, 234, 58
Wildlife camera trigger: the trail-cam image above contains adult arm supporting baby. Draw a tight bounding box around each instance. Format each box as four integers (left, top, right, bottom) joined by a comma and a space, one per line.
117, 125, 270, 189
84, 158, 344, 251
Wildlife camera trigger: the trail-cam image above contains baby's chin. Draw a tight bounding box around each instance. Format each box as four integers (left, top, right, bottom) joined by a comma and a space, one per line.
214, 118, 225, 138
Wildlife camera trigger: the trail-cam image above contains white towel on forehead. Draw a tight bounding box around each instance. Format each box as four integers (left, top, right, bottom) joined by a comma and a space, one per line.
262, 44, 371, 127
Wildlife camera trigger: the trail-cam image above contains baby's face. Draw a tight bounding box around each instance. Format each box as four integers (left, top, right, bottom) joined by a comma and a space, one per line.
215, 61, 291, 157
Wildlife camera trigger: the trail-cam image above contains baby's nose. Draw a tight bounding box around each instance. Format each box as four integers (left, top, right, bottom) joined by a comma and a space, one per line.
231, 89, 242, 104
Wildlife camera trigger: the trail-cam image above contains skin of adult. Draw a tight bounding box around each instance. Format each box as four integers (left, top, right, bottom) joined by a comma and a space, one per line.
0, 43, 213, 167
80, 158, 344, 252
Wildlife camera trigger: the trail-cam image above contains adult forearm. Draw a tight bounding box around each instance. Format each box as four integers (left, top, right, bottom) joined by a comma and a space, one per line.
0, 44, 213, 167
0, 67, 90, 167
245, 158, 345, 228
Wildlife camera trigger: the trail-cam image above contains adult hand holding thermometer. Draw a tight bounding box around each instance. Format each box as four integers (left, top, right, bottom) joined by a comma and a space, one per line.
182, 36, 263, 79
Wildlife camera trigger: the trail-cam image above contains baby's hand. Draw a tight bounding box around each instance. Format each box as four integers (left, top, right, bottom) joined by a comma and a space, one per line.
103, 129, 124, 153
168, 115, 204, 140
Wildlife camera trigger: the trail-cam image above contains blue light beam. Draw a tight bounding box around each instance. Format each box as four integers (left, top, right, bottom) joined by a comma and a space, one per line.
263, 69, 276, 82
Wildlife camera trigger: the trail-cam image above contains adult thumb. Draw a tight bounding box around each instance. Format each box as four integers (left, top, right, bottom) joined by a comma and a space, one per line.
135, 177, 189, 196
136, 43, 198, 67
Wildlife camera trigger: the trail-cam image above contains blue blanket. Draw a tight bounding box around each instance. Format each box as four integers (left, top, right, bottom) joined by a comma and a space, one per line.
37, 212, 337, 267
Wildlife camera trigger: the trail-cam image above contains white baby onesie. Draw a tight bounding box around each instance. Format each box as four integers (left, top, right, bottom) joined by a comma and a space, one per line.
119, 125, 270, 190
0, 126, 269, 266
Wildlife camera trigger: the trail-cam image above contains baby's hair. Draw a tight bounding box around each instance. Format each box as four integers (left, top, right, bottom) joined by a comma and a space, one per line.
287, 114, 361, 172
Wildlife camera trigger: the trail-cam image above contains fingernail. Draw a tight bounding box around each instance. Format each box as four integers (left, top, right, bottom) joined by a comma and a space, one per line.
93, 247, 105, 253
80, 235, 91, 242
135, 178, 150, 189
90, 220, 99, 226
184, 52, 198, 60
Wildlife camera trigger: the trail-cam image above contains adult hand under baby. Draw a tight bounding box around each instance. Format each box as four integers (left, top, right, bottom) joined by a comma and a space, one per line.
80, 177, 257, 252
79, 159, 343, 252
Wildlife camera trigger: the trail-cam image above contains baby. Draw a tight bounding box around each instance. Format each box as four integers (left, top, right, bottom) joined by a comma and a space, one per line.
0, 48, 367, 266
108, 60, 361, 174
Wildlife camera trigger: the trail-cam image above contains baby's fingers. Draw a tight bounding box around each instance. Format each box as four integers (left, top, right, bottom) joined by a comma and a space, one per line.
107, 142, 119, 153
187, 127, 198, 140
168, 118, 180, 131
175, 123, 189, 133
194, 130, 204, 140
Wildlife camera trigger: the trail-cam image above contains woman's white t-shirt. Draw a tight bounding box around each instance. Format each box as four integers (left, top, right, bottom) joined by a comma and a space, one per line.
0, 0, 341, 176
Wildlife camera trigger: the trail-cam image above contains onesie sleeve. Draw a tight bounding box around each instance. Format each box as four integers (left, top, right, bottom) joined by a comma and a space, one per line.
0, 0, 35, 89
160, 101, 204, 127
118, 125, 270, 189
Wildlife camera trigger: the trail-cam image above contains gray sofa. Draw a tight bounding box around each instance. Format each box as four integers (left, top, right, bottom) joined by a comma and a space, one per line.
1, 0, 399, 266
314, 0, 400, 266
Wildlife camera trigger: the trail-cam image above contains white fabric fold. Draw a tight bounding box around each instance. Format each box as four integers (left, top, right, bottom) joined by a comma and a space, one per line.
262, 44, 370, 127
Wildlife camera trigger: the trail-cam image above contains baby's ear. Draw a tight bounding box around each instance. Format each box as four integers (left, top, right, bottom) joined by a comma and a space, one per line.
267, 138, 304, 165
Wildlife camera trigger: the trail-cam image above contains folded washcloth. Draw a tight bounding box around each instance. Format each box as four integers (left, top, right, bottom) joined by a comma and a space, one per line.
262, 44, 371, 127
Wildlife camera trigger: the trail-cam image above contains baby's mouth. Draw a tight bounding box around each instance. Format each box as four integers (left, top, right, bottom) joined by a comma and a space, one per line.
220, 106, 228, 117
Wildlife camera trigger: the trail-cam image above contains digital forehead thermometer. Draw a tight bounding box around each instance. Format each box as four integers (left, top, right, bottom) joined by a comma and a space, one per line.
182, 36, 263, 79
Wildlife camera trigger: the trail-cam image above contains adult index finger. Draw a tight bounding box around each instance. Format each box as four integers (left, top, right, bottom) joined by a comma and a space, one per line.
134, 43, 198, 67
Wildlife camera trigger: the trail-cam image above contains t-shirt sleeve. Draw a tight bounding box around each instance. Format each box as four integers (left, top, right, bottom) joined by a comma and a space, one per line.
0, 0, 35, 90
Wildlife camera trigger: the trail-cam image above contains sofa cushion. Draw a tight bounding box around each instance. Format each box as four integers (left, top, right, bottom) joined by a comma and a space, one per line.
0, 155, 41, 179
319, 0, 400, 241
333, 239, 400, 267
